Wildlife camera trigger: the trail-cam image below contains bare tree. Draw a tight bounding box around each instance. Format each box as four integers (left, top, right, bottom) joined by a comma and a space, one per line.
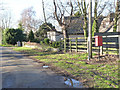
19, 7, 41, 34
76, 0, 115, 34
0, 1, 11, 30
41, 0, 55, 32
92, 0, 111, 34
0, 11, 12, 30
53, 0, 74, 39
77, 0, 88, 39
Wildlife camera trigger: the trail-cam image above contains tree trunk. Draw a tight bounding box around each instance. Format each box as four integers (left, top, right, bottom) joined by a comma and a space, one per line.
61, 25, 69, 39
61, 25, 69, 52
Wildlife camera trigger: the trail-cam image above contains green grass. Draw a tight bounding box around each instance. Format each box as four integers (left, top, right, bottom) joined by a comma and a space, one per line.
13, 47, 119, 88
0, 44, 15, 47
13, 47, 33, 51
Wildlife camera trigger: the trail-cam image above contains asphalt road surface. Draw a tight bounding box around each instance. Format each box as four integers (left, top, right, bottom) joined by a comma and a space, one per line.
1, 47, 69, 88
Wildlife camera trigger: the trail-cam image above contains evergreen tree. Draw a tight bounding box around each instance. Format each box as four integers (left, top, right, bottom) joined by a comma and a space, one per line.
35, 23, 55, 39
28, 30, 34, 42
3, 28, 24, 45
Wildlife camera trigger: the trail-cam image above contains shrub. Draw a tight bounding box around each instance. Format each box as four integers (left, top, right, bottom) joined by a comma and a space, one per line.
57, 41, 60, 47
40, 41, 44, 45
44, 38, 50, 45
3, 28, 24, 45
33, 38, 40, 43
51, 41, 60, 48
52, 42, 55, 48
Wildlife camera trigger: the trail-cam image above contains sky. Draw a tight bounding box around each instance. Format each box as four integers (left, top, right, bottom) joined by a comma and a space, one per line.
1, 0, 44, 27
0, 0, 117, 29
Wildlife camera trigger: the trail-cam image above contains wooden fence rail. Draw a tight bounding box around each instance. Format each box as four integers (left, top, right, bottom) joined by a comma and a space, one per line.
62, 35, 119, 57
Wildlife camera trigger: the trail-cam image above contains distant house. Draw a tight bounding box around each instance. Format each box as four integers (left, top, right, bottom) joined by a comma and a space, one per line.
99, 13, 115, 32
47, 16, 85, 41
117, 16, 120, 32
47, 16, 104, 41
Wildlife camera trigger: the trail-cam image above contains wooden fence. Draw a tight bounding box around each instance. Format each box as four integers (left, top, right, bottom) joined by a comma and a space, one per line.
62, 37, 87, 52
62, 32, 120, 57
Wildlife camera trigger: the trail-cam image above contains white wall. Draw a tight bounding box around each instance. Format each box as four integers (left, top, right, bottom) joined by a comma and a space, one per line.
0, 30, 2, 45
47, 31, 63, 41
47, 31, 56, 41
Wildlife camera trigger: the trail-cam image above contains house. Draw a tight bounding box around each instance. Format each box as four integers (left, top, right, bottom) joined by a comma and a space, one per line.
99, 13, 115, 32
99, 14, 120, 32
47, 16, 104, 41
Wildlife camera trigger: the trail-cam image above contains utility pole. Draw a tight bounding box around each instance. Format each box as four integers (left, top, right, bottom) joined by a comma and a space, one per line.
88, 0, 92, 60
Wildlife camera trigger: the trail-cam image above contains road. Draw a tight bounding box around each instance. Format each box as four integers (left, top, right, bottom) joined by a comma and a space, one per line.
0, 47, 69, 88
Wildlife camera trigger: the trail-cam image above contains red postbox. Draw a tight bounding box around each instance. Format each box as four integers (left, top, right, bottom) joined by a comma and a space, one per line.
95, 36, 103, 46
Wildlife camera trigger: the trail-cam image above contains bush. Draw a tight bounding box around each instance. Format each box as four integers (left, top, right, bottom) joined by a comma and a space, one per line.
44, 38, 50, 45
51, 42, 56, 48
3, 28, 24, 45
51, 41, 60, 48
33, 38, 40, 43
40, 41, 44, 45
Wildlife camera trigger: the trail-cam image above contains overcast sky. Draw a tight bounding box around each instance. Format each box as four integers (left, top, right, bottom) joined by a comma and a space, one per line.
0, 0, 117, 29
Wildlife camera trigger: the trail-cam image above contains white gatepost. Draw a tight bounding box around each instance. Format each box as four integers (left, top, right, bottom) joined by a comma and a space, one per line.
0, 46, 2, 89
17, 41, 21, 47
118, 35, 120, 60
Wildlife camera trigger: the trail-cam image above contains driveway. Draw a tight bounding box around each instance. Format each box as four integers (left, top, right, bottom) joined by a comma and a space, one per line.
0, 47, 69, 88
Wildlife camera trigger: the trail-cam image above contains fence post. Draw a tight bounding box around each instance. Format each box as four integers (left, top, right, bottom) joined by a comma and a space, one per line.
60, 40, 62, 51
106, 36, 108, 55
70, 39, 72, 52
64, 38, 66, 52
87, 38, 88, 53
76, 38, 78, 52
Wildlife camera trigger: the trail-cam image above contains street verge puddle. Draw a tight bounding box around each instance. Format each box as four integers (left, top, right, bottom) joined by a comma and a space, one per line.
64, 77, 83, 88
43, 66, 50, 69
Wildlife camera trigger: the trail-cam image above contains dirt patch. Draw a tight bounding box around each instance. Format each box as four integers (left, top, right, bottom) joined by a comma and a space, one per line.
84, 54, 119, 65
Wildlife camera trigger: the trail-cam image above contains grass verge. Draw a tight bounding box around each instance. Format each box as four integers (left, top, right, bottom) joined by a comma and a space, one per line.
0, 44, 15, 47
13, 47, 119, 88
